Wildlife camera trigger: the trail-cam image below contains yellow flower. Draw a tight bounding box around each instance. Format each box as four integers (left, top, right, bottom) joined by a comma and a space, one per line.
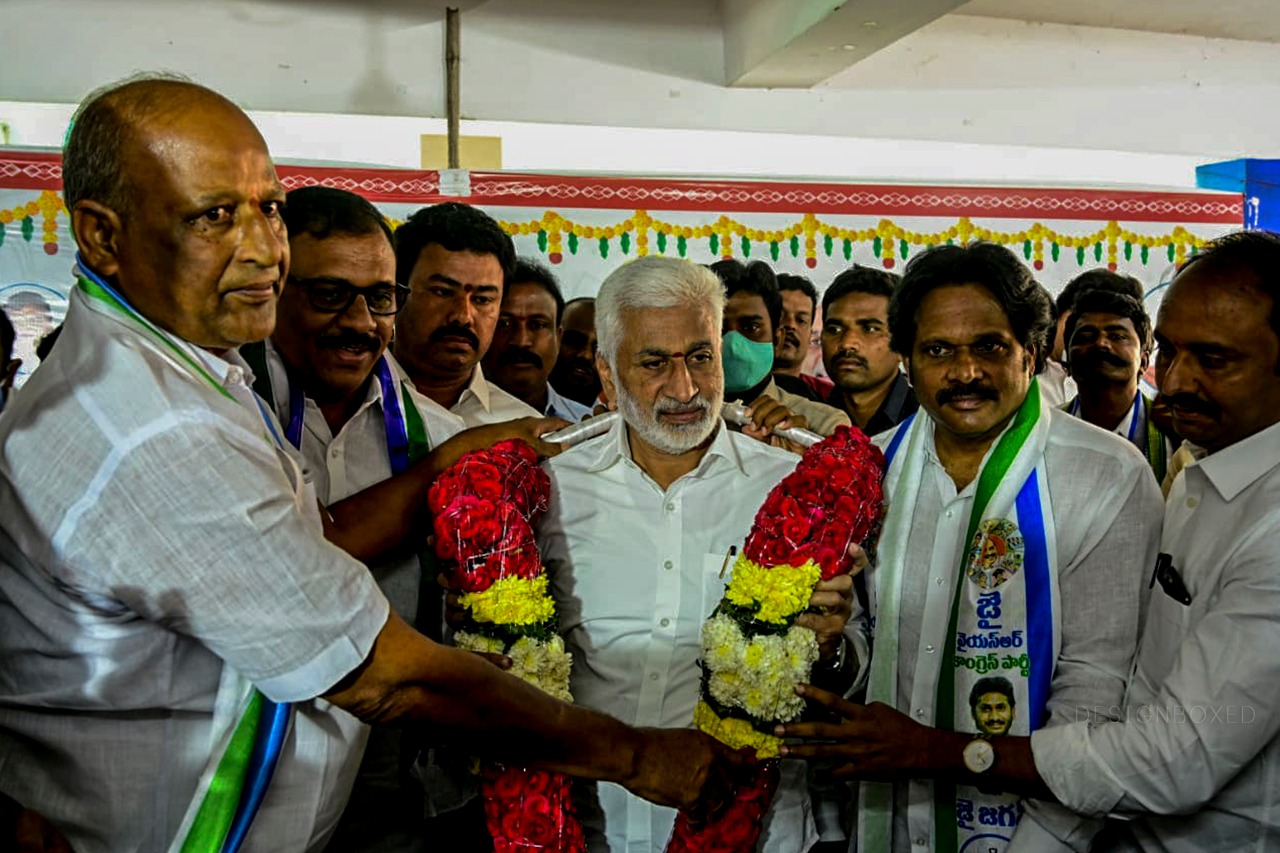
724, 556, 821, 624
694, 702, 781, 759
460, 575, 556, 626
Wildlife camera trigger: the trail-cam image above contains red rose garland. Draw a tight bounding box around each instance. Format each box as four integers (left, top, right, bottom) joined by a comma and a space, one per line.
666, 426, 884, 853
429, 439, 586, 853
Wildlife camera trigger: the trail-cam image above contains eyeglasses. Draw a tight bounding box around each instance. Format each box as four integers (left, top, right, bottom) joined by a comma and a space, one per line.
287, 277, 411, 316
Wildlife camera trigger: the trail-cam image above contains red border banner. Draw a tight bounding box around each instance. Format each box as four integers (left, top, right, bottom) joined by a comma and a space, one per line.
0, 150, 1242, 224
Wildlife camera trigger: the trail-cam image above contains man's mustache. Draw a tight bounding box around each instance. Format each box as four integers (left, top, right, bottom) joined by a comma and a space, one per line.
428, 324, 480, 350
318, 330, 382, 352
1074, 349, 1130, 370
497, 347, 543, 369
779, 328, 803, 348
833, 351, 868, 371
1161, 392, 1220, 418
656, 397, 710, 416
936, 381, 1000, 406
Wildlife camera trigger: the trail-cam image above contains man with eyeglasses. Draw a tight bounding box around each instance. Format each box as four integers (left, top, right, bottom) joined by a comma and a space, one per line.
243, 185, 565, 852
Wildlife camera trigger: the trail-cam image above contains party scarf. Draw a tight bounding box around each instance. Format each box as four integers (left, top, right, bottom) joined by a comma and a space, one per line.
860, 382, 1059, 853
76, 262, 293, 853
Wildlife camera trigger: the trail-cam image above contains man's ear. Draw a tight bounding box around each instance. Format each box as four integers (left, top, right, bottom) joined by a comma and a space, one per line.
596, 351, 616, 407
71, 200, 125, 278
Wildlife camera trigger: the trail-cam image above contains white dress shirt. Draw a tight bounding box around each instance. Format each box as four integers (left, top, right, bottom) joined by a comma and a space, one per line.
259, 340, 464, 622
0, 288, 389, 853
540, 418, 818, 853
867, 407, 1163, 852
546, 382, 593, 423
388, 355, 538, 428
1038, 361, 1076, 409
1032, 420, 1280, 851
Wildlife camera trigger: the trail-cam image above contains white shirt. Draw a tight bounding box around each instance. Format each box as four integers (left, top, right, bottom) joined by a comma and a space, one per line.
450, 363, 541, 426
546, 382, 592, 423
1038, 361, 1076, 409
1032, 420, 1280, 851
867, 407, 1163, 852
541, 418, 818, 853
257, 341, 466, 851
259, 339, 464, 622
0, 288, 389, 853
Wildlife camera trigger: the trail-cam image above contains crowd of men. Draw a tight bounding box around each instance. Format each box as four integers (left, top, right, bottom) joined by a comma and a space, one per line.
1, 75, 1279, 853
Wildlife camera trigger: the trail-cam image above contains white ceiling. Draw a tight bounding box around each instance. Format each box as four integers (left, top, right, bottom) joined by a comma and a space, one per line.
956, 0, 1280, 43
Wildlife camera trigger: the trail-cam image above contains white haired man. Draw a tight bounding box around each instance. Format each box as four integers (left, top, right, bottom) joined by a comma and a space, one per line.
537, 256, 860, 852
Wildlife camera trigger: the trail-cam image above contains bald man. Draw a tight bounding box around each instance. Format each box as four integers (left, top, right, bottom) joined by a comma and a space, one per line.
0, 76, 739, 853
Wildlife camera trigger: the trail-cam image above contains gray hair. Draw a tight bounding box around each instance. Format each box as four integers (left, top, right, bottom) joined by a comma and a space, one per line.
62, 72, 202, 219
596, 257, 725, 368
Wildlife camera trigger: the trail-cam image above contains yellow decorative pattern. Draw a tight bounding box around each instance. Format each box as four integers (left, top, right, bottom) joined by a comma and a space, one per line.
0, 191, 66, 255
724, 556, 822, 624
460, 574, 556, 626
494, 210, 1211, 271
693, 701, 782, 759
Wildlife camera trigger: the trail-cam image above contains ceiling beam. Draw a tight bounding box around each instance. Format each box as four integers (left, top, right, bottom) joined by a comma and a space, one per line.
723, 0, 968, 88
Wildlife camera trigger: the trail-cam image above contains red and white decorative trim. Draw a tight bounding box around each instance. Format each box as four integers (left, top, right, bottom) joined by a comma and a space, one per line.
0, 150, 1242, 224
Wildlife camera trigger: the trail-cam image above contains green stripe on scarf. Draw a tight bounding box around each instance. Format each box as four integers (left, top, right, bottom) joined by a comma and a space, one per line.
933, 381, 1041, 853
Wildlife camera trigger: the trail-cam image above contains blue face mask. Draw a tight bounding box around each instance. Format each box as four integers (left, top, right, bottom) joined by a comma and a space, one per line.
721, 330, 775, 394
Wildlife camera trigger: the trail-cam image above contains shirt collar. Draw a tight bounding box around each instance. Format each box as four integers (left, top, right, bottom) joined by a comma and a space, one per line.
459, 365, 493, 411
1189, 419, 1280, 502
77, 285, 244, 388
545, 383, 584, 421
584, 409, 746, 477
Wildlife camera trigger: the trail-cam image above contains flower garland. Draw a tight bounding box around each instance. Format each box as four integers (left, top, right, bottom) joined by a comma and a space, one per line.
0, 190, 64, 255
495, 210, 1210, 272
666, 426, 885, 853
428, 439, 585, 853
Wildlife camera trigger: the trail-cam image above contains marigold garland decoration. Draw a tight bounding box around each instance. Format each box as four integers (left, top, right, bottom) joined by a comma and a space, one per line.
0, 191, 65, 255
428, 439, 585, 853
497, 211, 1208, 272
665, 425, 884, 853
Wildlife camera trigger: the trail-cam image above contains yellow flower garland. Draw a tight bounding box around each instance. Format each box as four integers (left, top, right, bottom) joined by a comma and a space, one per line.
724, 556, 821, 624
459, 574, 556, 626
693, 701, 782, 760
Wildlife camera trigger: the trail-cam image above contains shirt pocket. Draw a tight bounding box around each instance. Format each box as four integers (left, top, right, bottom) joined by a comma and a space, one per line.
1141, 584, 1193, 681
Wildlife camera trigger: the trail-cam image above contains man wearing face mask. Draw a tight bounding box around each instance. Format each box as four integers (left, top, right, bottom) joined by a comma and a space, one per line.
709, 260, 849, 438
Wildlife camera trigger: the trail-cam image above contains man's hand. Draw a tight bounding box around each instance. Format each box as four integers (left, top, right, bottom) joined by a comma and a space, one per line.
13, 808, 74, 853
740, 395, 808, 453
453, 416, 571, 460
846, 542, 870, 576
796, 573, 853, 661
621, 728, 753, 818
776, 686, 947, 782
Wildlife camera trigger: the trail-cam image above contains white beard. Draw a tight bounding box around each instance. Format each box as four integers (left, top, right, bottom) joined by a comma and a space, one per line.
617, 385, 722, 455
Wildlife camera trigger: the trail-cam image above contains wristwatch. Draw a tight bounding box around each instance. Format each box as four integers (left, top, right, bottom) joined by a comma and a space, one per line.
962, 734, 995, 774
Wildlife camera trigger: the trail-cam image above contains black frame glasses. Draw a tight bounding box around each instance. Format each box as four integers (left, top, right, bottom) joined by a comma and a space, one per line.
286, 277, 411, 316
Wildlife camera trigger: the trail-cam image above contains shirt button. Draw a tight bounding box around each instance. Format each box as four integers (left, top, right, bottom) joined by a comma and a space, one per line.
649, 673, 659, 681
330, 448, 341, 458
1186, 496, 1199, 508
915, 838, 927, 847
664, 560, 674, 570
935, 577, 944, 586
925, 644, 935, 653
660, 618, 671, 627
915, 708, 926, 719
666, 502, 676, 512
